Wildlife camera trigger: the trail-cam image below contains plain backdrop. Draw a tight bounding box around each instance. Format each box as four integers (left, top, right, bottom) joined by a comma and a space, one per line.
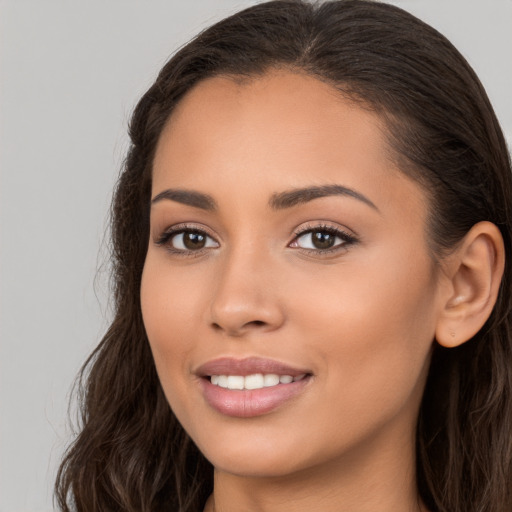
1, 1, 510, 510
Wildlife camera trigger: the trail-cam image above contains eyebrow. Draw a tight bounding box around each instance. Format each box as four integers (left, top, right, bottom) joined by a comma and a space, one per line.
151, 184, 378, 213
151, 189, 217, 211
269, 184, 379, 212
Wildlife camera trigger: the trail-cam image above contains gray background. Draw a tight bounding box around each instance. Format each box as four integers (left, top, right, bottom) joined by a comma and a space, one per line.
1, 1, 510, 510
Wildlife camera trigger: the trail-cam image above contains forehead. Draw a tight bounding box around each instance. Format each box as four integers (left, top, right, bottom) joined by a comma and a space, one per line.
160, 70, 386, 154
152, 70, 427, 222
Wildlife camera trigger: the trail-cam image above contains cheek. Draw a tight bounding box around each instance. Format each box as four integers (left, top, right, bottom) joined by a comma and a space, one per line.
289, 245, 437, 343
286, 249, 437, 425
140, 254, 205, 398
141, 249, 208, 338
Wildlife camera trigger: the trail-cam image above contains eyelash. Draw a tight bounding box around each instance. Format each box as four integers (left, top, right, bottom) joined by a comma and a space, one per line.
291, 223, 359, 255
155, 222, 358, 257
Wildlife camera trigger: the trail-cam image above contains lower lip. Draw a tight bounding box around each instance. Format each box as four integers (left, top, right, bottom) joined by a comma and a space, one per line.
200, 377, 311, 418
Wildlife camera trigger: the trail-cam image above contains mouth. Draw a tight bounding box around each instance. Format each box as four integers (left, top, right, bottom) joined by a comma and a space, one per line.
196, 357, 313, 418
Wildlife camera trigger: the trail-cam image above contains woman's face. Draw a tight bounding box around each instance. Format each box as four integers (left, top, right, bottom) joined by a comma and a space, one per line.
141, 70, 446, 478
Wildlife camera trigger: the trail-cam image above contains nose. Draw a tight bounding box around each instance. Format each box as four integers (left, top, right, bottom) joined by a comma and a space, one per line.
208, 247, 285, 337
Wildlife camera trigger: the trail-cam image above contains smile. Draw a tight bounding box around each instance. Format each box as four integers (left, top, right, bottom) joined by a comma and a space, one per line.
196, 357, 312, 417
210, 373, 308, 390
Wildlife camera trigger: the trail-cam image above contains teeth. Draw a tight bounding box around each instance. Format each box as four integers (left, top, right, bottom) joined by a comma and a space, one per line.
227, 375, 244, 390
245, 373, 264, 390
210, 373, 307, 390
263, 374, 279, 387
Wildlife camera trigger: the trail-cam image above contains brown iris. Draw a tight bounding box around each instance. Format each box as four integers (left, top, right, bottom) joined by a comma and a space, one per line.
182, 231, 207, 250
311, 231, 336, 249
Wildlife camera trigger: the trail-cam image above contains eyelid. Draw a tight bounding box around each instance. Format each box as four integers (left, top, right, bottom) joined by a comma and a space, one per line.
292, 221, 358, 237
289, 222, 359, 253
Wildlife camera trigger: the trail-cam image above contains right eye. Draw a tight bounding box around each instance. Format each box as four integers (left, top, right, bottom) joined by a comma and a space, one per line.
156, 227, 219, 253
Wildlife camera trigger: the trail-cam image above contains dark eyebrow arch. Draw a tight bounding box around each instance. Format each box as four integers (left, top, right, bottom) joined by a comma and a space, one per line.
151, 189, 217, 211
269, 184, 379, 212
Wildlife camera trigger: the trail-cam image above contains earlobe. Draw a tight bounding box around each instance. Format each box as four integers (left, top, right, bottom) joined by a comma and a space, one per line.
435, 221, 505, 348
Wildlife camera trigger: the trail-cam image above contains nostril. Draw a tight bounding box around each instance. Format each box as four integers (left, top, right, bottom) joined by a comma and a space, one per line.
210, 319, 268, 336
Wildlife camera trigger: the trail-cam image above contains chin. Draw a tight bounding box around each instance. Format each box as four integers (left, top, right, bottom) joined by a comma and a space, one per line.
187, 423, 308, 477
206, 450, 307, 479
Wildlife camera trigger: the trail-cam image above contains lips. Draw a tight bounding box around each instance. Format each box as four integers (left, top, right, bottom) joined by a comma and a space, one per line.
195, 357, 312, 418
195, 356, 310, 378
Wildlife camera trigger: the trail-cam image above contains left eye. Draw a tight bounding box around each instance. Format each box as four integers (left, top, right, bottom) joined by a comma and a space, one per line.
170, 230, 218, 251
293, 229, 349, 250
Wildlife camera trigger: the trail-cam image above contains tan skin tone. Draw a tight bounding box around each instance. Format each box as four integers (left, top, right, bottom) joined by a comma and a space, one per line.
141, 70, 504, 512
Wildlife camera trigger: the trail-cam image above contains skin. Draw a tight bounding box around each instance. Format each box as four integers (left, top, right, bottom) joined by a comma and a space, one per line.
141, 70, 456, 512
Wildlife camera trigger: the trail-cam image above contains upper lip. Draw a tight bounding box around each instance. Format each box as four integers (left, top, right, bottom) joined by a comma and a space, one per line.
195, 357, 311, 377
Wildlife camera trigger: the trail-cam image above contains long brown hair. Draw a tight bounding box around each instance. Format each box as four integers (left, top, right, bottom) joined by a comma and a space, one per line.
55, 1, 512, 511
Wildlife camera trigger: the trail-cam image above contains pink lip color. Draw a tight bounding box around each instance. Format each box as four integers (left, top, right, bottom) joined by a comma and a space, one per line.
195, 357, 312, 418
195, 356, 310, 377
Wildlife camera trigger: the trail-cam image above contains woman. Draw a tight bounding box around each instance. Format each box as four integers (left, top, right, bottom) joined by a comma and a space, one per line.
55, 1, 512, 511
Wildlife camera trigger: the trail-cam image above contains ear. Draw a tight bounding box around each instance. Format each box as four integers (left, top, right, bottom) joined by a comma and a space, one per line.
435, 221, 505, 348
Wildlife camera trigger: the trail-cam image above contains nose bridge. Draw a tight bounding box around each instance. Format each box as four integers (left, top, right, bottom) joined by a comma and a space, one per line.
208, 239, 284, 335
